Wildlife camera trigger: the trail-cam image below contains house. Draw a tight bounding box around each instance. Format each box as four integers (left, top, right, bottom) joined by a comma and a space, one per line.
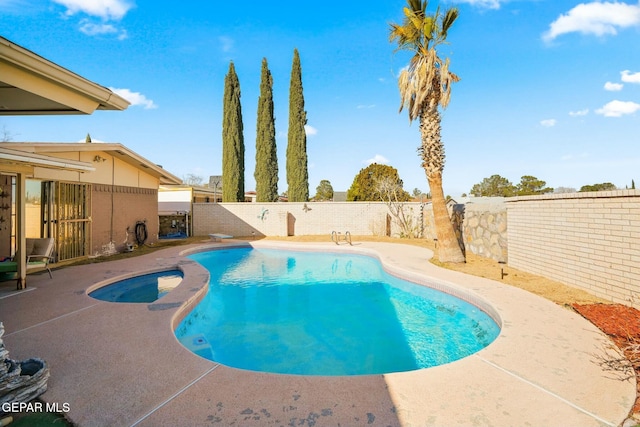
0, 36, 129, 115
1, 142, 181, 262
0, 35, 182, 288
158, 184, 219, 238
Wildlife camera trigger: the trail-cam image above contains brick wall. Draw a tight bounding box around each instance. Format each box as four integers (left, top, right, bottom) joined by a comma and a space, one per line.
507, 190, 640, 306
92, 184, 159, 255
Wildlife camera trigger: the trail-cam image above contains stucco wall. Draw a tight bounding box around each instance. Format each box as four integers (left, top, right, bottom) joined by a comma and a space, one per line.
33, 151, 159, 189
192, 202, 425, 238
507, 190, 640, 306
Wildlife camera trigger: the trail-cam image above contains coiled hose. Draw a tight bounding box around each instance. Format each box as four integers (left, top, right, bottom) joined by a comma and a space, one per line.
135, 221, 148, 245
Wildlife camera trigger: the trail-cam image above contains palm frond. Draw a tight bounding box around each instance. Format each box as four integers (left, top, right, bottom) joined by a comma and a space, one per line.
441, 8, 459, 38
398, 69, 411, 115
391, 0, 460, 121
438, 57, 454, 108
407, 0, 425, 15
423, 16, 435, 41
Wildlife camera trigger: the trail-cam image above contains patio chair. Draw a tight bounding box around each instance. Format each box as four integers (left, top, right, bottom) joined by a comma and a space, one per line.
0, 238, 55, 279
25, 238, 55, 278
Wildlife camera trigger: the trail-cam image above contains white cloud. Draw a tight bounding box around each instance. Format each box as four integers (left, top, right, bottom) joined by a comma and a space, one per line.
595, 100, 640, 117
79, 20, 115, 35
356, 104, 376, 109
604, 81, 623, 91
304, 125, 318, 136
218, 36, 234, 53
53, 0, 133, 21
569, 109, 589, 117
109, 88, 157, 109
456, 0, 502, 9
79, 20, 127, 39
364, 154, 389, 165
621, 70, 640, 83
540, 119, 557, 127
542, 1, 640, 42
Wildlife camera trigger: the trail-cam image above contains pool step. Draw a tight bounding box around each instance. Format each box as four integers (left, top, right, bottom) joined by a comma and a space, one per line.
179, 334, 213, 360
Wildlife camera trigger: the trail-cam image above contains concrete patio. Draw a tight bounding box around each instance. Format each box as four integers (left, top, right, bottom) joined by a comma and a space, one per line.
0, 240, 634, 426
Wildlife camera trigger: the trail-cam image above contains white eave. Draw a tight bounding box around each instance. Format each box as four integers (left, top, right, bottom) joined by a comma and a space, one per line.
0, 146, 95, 172
0, 36, 130, 115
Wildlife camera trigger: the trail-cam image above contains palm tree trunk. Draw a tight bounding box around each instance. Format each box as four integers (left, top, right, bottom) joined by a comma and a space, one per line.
420, 107, 465, 263
427, 172, 465, 263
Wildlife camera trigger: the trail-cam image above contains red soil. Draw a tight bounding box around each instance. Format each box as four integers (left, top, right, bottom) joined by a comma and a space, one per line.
573, 303, 640, 414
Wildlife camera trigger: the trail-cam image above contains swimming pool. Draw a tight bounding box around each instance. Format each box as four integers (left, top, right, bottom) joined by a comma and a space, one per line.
175, 247, 500, 375
89, 270, 183, 303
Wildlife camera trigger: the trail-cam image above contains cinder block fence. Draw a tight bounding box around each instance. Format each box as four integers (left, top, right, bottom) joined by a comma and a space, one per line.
192, 202, 407, 238
191, 190, 640, 307
507, 190, 640, 306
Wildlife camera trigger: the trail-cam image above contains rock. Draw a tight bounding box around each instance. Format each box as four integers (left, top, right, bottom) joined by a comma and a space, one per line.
0, 322, 50, 407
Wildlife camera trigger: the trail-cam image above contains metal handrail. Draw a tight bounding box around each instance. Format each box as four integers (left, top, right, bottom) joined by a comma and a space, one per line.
331, 231, 352, 246
344, 231, 352, 245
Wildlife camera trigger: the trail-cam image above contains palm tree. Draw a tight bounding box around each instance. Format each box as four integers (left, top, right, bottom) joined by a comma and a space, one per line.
390, 0, 465, 263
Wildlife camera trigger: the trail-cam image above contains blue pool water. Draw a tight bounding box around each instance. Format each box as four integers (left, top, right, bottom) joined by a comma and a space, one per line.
89, 270, 183, 303
175, 248, 500, 376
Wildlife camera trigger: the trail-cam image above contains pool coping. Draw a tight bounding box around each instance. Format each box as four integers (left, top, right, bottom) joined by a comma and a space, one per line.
0, 240, 635, 426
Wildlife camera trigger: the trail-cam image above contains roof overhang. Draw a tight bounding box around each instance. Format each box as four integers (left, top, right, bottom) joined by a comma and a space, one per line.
0, 146, 95, 174
0, 36, 130, 115
0, 142, 182, 185
159, 184, 218, 195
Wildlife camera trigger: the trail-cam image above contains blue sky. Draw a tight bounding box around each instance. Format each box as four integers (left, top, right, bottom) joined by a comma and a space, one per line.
1, 0, 639, 197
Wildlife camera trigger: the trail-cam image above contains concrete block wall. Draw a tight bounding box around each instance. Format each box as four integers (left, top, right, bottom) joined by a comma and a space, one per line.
507, 190, 640, 306
191, 192, 640, 306
422, 204, 437, 240
193, 203, 288, 237
192, 202, 425, 238
92, 184, 159, 255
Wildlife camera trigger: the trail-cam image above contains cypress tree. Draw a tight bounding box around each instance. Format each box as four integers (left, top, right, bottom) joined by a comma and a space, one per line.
222, 61, 245, 202
254, 58, 278, 202
286, 49, 309, 202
